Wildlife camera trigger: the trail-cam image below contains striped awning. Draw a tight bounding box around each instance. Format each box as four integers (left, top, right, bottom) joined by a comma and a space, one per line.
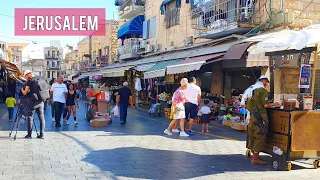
167, 53, 225, 75
246, 52, 269, 67
102, 66, 133, 77
144, 59, 183, 79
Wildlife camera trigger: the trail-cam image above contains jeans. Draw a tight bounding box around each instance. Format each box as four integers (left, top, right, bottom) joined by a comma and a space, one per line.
119, 104, 128, 123
8, 107, 14, 120
51, 101, 55, 118
27, 101, 45, 135
54, 102, 65, 126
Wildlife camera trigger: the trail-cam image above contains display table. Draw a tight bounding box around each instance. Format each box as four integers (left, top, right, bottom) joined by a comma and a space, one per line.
246, 108, 320, 171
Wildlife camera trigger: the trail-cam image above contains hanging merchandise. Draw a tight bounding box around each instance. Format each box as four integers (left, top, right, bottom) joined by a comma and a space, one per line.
135, 77, 142, 92
299, 64, 311, 89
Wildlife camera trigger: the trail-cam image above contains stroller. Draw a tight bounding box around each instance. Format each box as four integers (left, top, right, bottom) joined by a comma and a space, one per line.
9, 96, 39, 140
148, 103, 161, 117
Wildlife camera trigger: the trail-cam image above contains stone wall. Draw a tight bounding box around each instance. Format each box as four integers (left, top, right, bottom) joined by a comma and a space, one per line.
144, 0, 210, 51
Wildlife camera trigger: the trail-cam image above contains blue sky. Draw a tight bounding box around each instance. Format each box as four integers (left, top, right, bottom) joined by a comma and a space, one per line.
0, 0, 118, 47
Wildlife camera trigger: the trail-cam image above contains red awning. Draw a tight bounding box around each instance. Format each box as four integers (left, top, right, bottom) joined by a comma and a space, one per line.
166, 53, 225, 75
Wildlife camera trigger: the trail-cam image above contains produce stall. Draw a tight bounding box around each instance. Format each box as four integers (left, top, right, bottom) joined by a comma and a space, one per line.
244, 25, 320, 171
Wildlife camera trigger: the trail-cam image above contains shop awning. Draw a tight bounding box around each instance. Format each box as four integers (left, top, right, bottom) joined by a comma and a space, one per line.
144, 59, 183, 79
118, 15, 145, 39
67, 74, 76, 81
135, 63, 156, 72
103, 66, 133, 77
246, 52, 269, 67
167, 53, 225, 75
223, 42, 251, 60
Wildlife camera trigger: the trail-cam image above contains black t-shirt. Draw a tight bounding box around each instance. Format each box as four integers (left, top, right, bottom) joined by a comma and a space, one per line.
118, 87, 132, 106
26, 79, 42, 103
7, 83, 16, 93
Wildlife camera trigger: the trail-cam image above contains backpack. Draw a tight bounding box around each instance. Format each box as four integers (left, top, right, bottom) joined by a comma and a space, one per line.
36, 79, 50, 101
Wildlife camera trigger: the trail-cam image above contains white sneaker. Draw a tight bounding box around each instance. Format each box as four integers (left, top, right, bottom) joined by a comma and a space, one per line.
66, 120, 70, 125
164, 129, 172, 136
74, 121, 79, 126
172, 129, 180, 133
180, 132, 189, 137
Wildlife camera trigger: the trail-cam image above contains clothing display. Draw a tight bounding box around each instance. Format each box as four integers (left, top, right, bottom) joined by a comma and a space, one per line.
135, 78, 142, 92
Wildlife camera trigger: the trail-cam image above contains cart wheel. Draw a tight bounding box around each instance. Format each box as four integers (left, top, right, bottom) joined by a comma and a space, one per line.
245, 149, 251, 158
313, 160, 320, 169
287, 162, 292, 171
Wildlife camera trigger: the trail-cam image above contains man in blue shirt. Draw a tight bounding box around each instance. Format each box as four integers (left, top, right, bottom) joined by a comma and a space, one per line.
117, 82, 133, 125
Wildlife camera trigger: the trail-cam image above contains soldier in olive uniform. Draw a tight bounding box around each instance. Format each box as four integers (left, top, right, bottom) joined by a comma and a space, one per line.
246, 76, 280, 165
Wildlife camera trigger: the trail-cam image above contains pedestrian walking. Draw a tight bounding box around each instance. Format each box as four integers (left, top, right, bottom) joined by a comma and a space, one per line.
117, 82, 133, 125
244, 76, 280, 165
21, 70, 46, 139
0, 79, 7, 103
48, 78, 57, 122
65, 83, 79, 126
6, 78, 16, 98
5, 92, 16, 122
184, 77, 201, 133
200, 100, 211, 133
164, 78, 189, 137
51, 76, 68, 128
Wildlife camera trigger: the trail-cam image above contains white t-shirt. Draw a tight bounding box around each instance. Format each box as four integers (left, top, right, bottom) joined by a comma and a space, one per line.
51, 83, 68, 103
185, 83, 201, 105
200, 106, 211, 115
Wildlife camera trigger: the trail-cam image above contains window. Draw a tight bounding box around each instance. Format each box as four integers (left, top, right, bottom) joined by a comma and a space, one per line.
52, 51, 56, 58
52, 62, 55, 67
47, 51, 50, 58
165, 1, 180, 28
98, 49, 102, 58
93, 51, 97, 59
47, 61, 49, 67
104, 47, 109, 56
143, 17, 157, 39
47, 71, 50, 79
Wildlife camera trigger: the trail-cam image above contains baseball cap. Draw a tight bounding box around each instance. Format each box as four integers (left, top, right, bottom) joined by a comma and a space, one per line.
24, 70, 32, 77
258, 75, 269, 82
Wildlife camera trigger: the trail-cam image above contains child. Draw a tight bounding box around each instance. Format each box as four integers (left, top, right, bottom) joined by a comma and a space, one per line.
5, 92, 16, 122
200, 100, 211, 133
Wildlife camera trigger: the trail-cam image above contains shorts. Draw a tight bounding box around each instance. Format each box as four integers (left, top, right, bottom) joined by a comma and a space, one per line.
66, 101, 76, 106
173, 103, 186, 120
185, 102, 198, 120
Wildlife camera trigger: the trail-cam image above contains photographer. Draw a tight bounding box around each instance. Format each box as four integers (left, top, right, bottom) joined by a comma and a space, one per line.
21, 70, 45, 139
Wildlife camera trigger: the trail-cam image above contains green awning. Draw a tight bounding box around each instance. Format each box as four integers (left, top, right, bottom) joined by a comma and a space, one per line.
144, 59, 183, 79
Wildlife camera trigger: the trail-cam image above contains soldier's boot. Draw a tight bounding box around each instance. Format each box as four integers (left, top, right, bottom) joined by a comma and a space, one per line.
251, 152, 267, 165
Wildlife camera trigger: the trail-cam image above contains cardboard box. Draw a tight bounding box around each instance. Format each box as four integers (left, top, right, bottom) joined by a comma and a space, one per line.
283, 101, 296, 111
98, 101, 109, 114
223, 120, 231, 127
90, 119, 108, 127
231, 122, 247, 131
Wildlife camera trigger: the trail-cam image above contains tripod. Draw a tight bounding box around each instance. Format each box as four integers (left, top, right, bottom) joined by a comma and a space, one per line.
9, 103, 39, 140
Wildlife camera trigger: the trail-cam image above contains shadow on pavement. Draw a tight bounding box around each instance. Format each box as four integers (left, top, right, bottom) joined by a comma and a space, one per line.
82, 147, 272, 179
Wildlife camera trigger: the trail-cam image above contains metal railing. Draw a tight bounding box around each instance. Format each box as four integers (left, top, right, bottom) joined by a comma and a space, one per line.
45, 55, 60, 59
118, 38, 141, 56
191, 0, 258, 32
118, 0, 145, 12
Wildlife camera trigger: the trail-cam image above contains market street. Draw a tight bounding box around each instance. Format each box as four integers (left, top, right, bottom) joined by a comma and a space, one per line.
0, 102, 319, 180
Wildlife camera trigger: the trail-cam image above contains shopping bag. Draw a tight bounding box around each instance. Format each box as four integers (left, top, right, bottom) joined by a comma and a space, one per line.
113, 105, 119, 118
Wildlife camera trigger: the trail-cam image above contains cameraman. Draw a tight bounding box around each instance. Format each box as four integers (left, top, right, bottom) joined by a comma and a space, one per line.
21, 70, 45, 139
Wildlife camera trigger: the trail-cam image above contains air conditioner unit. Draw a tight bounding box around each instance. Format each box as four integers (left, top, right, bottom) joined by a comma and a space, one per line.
140, 40, 147, 49
184, 36, 194, 46
155, 43, 162, 52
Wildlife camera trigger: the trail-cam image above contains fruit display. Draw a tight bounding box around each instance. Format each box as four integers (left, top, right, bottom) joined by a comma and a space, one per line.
158, 92, 170, 101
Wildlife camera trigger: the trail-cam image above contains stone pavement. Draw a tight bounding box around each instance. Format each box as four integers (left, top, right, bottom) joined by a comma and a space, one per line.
0, 102, 319, 180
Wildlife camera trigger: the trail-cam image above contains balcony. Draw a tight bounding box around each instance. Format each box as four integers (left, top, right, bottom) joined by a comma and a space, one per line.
45, 55, 59, 60
118, 38, 141, 60
116, 0, 145, 19
191, 0, 264, 39
46, 65, 61, 70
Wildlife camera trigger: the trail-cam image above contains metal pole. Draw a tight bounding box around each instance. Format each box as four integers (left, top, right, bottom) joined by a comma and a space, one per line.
311, 44, 318, 97
269, 56, 275, 101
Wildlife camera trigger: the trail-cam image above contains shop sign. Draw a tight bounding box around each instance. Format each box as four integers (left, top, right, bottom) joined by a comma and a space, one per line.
274, 53, 311, 67
299, 64, 311, 88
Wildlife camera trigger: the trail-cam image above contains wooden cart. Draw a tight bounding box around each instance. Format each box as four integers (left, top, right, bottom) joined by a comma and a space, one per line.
246, 108, 320, 171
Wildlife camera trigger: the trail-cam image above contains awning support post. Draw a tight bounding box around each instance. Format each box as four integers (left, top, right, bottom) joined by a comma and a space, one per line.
311, 44, 318, 97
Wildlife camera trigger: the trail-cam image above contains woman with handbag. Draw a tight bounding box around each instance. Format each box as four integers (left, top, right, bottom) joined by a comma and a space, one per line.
164, 78, 189, 137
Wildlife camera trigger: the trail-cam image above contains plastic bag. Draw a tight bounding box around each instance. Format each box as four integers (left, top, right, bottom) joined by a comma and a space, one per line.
113, 105, 119, 118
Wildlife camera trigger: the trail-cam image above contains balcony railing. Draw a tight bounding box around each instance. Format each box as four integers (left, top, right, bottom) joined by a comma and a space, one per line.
118, 0, 145, 19
118, 38, 141, 60
118, 0, 145, 11
45, 55, 59, 60
46, 66, 61, 70
191, 0, 261, 36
